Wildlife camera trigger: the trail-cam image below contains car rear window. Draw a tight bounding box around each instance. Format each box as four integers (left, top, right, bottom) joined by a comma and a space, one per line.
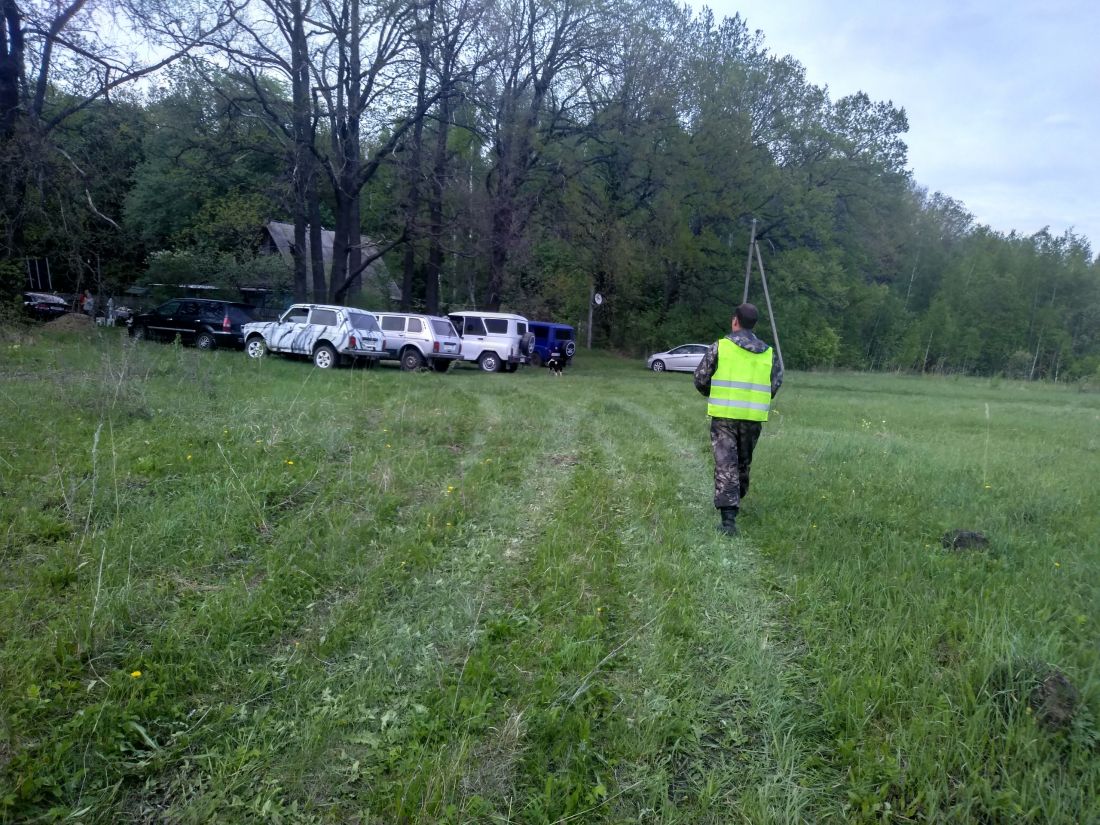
431, 319, 456, 337
484, 318, 508, 334
555, 329, 573, 340
517, 321, 527, 335
226, 306, 259, 323
349, 312, 379, 332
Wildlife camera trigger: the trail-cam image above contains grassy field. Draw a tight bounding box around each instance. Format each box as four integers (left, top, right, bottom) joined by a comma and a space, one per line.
1, 323, 1098, 823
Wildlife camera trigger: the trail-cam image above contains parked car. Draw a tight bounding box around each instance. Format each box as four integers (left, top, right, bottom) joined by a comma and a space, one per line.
128, 299, 259, 349
646, 343, 709, 372
447, 311, 535, 372
528, 321, 576, 368
242, 303, 384, 368
23, 292, 69, 321
372, 312, 463, 372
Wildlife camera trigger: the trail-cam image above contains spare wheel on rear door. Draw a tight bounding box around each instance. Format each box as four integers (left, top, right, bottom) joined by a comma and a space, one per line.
520, 331, 535, 356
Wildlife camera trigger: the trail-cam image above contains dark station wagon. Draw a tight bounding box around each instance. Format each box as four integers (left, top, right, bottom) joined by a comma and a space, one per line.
128, 299, 259, 350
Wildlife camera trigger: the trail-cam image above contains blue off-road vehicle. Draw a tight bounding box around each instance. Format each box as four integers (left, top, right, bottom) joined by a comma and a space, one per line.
528, 321, 577, 368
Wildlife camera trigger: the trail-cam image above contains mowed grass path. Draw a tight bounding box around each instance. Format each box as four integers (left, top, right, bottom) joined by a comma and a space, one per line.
0, 327, 1097, 823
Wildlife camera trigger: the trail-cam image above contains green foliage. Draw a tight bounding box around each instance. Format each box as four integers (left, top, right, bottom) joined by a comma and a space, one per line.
143, 249, 293, 294
123, 68, 287, 253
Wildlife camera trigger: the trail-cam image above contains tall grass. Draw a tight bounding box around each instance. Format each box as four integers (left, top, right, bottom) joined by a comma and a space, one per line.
0, 327, 1097, 823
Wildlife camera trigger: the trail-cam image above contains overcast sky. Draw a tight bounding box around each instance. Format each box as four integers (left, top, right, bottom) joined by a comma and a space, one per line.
696, 0, 1100, 251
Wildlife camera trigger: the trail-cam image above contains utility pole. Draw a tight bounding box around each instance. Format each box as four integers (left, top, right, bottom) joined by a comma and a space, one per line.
742, 222, 784, 372
742, 218, 757, 303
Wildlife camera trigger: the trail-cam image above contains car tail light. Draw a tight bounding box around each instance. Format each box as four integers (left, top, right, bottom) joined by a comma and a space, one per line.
222, 315, 231, 332
433, 341, 440, 352
349, 335, 358, 348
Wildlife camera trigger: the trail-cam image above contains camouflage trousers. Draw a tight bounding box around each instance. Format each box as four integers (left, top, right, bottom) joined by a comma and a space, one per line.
710, 418, 763, 511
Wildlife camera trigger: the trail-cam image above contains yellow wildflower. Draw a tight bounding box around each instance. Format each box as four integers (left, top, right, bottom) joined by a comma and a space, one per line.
130, 670, 142, 678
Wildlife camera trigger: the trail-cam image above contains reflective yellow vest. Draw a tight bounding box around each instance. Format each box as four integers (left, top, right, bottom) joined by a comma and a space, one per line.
707, 338, 773, 422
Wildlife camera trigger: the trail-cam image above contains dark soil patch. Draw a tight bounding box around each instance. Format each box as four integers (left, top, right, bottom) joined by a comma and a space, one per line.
1029, 668, 1079, 732
985, 659, 1079, 733
942, 529, 990, 551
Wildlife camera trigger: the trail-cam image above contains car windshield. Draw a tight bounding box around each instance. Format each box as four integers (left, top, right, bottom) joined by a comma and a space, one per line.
349, 312, 380, 332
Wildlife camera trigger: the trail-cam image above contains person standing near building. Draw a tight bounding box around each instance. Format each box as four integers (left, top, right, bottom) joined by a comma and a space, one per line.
693, 303, 783, 536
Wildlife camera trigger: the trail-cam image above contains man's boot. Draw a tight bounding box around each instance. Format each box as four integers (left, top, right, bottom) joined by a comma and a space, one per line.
718, 507, 739, 536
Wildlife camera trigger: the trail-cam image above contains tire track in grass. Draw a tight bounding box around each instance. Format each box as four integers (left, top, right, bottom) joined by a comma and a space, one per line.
167, 379, 596, 820
588, 394, 829, 822
364, 385, 825, 822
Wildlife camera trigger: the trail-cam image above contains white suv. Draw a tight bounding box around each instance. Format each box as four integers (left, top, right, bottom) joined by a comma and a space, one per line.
447, 311, 535, 372
372, 312, 463, 372
243, 303, 384, 368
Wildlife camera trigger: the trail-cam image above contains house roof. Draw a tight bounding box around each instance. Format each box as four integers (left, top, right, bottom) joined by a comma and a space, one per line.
264, 221, 400, 301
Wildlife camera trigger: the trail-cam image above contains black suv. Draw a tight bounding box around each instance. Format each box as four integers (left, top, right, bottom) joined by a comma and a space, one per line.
128, 299, 259, 350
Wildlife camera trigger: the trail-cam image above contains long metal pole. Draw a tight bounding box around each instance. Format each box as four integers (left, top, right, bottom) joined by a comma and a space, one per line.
754, 240, 784, 371
742, 219, 757, 304
587, 282, 594, 349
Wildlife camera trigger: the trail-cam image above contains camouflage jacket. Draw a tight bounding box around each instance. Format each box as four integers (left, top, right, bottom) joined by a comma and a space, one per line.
693, 329, 784, 399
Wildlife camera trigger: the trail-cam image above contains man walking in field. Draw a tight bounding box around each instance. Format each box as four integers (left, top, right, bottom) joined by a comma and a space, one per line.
694, 303, 783, 536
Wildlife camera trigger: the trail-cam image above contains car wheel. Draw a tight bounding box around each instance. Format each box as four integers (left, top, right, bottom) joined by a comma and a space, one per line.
313, 343, 337, 369
245, 336, 267, 359
529, 352, 543, 368
478, 352, 500, 372
431, 359, 451, 373
564, 341, 577, 358
650, 359, 666, 372
132, 325, 147, 341
400, 348, 425, 371
196, 332, 216, 350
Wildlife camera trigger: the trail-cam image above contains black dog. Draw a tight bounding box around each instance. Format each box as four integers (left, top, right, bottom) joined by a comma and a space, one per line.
547, 348, 565, 376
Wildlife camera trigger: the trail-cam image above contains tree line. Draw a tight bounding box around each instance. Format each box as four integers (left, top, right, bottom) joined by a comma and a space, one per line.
2, 0, 1098, 380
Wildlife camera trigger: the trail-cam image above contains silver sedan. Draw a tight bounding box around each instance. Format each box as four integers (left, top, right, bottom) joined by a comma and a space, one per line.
646, 343, 709, 372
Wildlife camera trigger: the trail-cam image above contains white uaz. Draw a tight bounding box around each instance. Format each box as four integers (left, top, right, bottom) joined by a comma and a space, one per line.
447, 311, 535, 372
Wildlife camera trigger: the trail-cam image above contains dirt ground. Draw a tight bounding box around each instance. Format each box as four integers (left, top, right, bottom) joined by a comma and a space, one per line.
46, 313, 95, 331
